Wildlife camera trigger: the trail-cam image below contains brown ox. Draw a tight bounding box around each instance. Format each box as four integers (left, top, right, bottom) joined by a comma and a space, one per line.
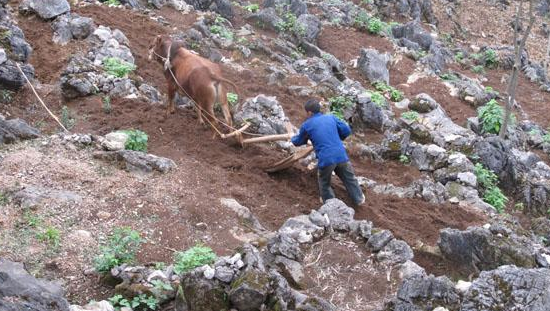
148, 35, 236, 130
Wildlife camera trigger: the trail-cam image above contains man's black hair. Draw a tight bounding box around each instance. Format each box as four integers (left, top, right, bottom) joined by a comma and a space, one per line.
304, 99, 321, 113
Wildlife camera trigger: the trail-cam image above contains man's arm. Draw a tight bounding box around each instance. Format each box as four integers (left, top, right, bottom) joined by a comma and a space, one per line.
291, 125, 309, 146
335, 116, 351, 140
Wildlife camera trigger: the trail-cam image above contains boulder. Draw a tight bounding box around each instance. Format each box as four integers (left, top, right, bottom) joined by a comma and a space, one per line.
0, 117, 40, 144
101, 132, 129, 151
0, 23, 33, 63
278, 215, 324, 243
229, 269, 270, 311
211, 0, 234, 19
296, 296, 337, 311
93, 150, 176, 174
233, 95, 290, 135
12, 185, 82, 209
357, 48, 390, 84
461, 265, 550, 311
349, 220, 373, 239
409, 93, 439, 113
438, 226, 537, 273
367, 230, 394, 251
293, 57, 339, 86
0, 259, 70, 311
392, 21, 433, 51
60, 56, 100, 98
245, 8, 284, 32
264, 0, 307, 16
409, 143, 447, 172
182, 272, 229, 311
381, 274, 460, 311
70, 301, 114, 311
317, 199, 355, 231
0, 48, 6, 64
380, 130, 410, 159
376, 239, 414, 264
294, 14, 321, 44
354, 91, 395, 132
274, 256, 305, 289
268, 233, 303, 261
19, 0, 70, 19
0, 60, 34, 90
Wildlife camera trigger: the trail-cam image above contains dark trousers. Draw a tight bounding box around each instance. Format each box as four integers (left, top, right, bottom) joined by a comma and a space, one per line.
318, 161, 364, 205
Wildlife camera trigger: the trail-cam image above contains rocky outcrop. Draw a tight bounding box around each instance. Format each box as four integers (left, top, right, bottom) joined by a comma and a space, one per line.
233, 95, 291, 135
0, 259, 70, 311
93, 150, 177, 173
19, 0, 70, 19
52, 13, 96, 45
357, 48, 390, 84
0, 116, 40, 144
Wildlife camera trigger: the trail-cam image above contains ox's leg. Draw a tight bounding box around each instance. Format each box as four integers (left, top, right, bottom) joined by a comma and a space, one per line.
196, 104, 204, 125
166, 83, 177, 117
219, 85, 233, 128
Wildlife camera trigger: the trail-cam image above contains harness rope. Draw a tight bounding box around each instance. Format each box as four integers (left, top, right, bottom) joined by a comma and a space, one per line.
152, 47, 267, 138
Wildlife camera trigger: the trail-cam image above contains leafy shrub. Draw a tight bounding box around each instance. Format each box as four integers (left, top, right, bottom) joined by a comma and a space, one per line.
0, 89, 13, 104
373, 81, 391, 93
105, 0, 121, 5
209, 24, 234, 40
483, 49, 498, 68
102, 96, 112, 114
242, 3, 259, 12
94, 227, 144, 273
454, 51, 465, 63
543, 132, 550, 144
109, 294, 159, 311
474, 163, 508, 213
36, 226, 60, 247
367, 17, 384, 34
399, 154, 410, 164
123, 129, 148, 152
369, 91, 385, 108
0, 191, 8, 206
390, 89, 403, 102
61, 105, 75, 130
440, 73, 459, 81
227, 92, 238, 106
151, 280, 173, 299
401, 111, 419, 121
329, 95, 355, 120
103, 57, 136, 78
276, 11, 299, 33
174, 245, 217, 274
354, 11, 370, 29
477, 99, 506, 134
472, 65, 485, 74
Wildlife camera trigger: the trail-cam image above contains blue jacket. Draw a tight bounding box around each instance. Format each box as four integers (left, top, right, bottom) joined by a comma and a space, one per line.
291, 113, 351, 168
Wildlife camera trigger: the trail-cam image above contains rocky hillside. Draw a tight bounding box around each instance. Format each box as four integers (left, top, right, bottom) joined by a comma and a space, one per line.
2, 0, 550, 310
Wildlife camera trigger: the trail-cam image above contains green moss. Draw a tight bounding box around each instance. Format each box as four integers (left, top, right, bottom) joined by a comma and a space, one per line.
230, 270, 270, 291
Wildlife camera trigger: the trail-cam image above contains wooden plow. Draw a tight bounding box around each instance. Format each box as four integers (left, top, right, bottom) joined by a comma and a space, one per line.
220, 122, 314, 173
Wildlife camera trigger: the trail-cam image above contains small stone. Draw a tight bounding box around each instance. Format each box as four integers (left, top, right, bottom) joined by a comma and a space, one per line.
195, 222, 208, 230
97, 211, 111, 220
227, 253, 241, 265
101, 132, 128, 151
147, 270, 167, 282
214, 266, 235, 283
455, 280, 472, 294
0, 49, 6, 65
433, 307, 449, 311
367, 230, 394, 251
449, 197, 459, 204
203, 265, 215, 279
234, 260, 244, 269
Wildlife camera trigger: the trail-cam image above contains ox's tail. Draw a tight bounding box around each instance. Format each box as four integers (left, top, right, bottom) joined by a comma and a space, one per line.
209, 73, 238, 93
209, 71, 237, 128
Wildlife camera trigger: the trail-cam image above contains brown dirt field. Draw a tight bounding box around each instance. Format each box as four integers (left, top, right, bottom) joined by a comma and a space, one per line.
407, 76, 476, 126
318, 26, 394, 64
485, 69, 550, 127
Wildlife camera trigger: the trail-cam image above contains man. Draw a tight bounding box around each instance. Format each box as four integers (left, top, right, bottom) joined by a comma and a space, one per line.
291, 99, 365, 206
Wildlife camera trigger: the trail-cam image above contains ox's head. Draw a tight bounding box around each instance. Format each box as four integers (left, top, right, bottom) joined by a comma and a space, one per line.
148, 35, 171, 62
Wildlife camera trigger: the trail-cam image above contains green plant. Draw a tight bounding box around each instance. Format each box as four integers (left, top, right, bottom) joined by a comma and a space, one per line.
390, 88, 403, 102
369, 91, 385, 108
454, 51, 465, 63
103, 57, 136, 78
276, 11, 299, 33
399, 154, 410, 164
105, 0, 121, 5
484, 86, 498, 95
414, 50, 428, 59
472, 65, 485, 74
61, 105, 75, 130
543, 132, 550, 144
474, 163, 508, 213
0, 191, 7, 206
36, 226, 61, 247
367, 17, 384, 34
483, 49, 498, 68
401, 111, 419, 121
477, 99, 506, 134
23, 211, 42, 228
154, 262, 166, 270
109, 294, 158, 310
227, 92, 238, 106
243, 3, 259, 12
0, 89, 13, 103
102, 96, 112, 114
329, 95, 355, 120
360, 0, 373, 4
151, 280, 173, 299
514, 202, 524, 211
123, 129, 148, 152
174, 244, 217, 274
440, 73, 459, 81
354, 10, 370, 29
94, 227, 144, 273
373, 81, 391, 93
